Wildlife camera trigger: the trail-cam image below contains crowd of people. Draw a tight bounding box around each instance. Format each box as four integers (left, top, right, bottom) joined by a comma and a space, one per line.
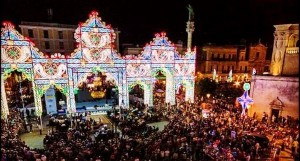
1, 96, 299, 161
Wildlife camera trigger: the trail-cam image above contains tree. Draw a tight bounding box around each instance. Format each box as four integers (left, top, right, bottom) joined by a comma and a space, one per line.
195, 77, 217, 97
216, 82, 244, 103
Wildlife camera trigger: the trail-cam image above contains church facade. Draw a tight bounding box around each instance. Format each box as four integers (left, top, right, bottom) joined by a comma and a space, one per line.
249, 24, 299, 121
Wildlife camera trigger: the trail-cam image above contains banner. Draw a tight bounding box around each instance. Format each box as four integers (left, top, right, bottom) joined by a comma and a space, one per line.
45, 87, 57, 114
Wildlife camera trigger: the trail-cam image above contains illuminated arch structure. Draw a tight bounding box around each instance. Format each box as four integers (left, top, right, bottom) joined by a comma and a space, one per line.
1, 11, 196, 118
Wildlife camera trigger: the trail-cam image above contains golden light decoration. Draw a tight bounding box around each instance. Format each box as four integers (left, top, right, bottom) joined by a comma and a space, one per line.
11, 64, 17, 69
81, 59, 86, 67
91, 90, 106, 98
93, 77, 102, 86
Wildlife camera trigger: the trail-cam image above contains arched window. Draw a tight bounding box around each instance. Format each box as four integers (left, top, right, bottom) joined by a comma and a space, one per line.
288, 34, 298, 47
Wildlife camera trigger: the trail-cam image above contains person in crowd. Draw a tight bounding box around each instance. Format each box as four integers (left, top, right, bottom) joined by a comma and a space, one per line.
2, 95, 299, 161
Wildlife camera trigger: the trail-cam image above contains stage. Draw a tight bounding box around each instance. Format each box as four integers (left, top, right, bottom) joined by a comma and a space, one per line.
58, 99, 116, 115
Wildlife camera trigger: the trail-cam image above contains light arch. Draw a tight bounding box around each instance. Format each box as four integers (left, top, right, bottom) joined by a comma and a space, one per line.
1, 11, 196, 118
128, 80, 150, 105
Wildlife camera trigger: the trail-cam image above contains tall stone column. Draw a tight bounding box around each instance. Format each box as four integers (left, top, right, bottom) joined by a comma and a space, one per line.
186, 5, 195, 51
186, 21, 195, 50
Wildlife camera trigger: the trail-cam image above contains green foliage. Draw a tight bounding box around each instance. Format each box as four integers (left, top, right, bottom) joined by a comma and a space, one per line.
217, 82, 244, 99
195, 77, 217, 97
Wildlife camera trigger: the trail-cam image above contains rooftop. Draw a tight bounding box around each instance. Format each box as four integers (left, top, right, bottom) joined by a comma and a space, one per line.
20, 21, 77, 29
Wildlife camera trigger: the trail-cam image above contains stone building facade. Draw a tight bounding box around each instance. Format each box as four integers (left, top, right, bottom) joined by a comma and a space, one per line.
196, 43, 270, 81
249, 76, 299, 120
270, 24, 299, 76
19, 21, 77, 55
250, 24, 299, 121
19, 21, 121, 55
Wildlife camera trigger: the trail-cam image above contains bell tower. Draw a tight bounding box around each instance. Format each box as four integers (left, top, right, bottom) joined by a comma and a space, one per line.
270, 24, 299, 76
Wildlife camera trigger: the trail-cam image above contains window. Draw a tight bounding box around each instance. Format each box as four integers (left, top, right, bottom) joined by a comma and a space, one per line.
241, 56, 244, 61
59, 42, 64, 49
28, 29, 34, 38
227, 66, 230, 71
223, 54, 225, 59
211, 66, 213, 71
211, 53, 214, 59
240, 66, 242, 71
229, 54, 231, 59
58, 31, 63, 39
43, 30, 49, 38
217, 54, 220, 58
216, 65, 218, 71
232, 55, 236, 60
232, 66, 234, 71
256, 52, 260, 59
245, 66, 248, 72
45, 41, 50, 49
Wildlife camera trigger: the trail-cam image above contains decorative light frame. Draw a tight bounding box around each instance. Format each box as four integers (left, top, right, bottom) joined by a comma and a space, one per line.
1, 11, 196, 117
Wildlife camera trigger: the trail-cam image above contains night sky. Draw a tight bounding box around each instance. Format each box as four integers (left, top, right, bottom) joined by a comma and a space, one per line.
1, 0, 299, 47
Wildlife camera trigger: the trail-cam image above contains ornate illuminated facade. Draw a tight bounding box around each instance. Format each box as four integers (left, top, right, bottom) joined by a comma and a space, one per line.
1, 11, 196, 119
270, 24, 299, 76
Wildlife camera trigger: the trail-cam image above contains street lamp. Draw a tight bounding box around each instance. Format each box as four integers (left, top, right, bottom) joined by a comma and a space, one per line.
234, 81, 240, 88
206, 93, 211, 103
206, 93, 211, 99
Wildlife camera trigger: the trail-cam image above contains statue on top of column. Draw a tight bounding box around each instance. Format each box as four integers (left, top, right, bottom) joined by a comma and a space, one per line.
187, 4, 194, 21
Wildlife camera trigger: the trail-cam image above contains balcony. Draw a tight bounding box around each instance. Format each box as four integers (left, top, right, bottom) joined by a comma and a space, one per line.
286, 47, 299, 54
211, 57, 237, 61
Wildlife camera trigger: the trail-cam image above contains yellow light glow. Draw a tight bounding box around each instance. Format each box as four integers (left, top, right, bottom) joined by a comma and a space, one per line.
81, 60, 86, 67
50, 80, 55, 84
206, 93, 211, 98
234, 81, 240, 86
7, 40, 13, 45
11, 64, 17, 69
